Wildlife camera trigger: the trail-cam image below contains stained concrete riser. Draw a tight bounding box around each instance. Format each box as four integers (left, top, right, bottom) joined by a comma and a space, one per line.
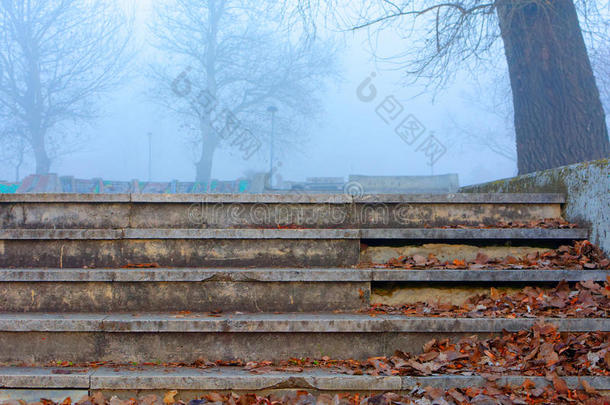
0, 332, 499, 364
0, 203, 561, 229
0, 281, 370, 313
0, 239, 360, 268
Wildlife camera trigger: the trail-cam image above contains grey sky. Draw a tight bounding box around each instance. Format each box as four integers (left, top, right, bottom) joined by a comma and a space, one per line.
0, 0, 564, 186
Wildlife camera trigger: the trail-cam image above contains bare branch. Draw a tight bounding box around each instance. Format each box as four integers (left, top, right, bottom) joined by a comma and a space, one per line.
149, 0, 339, 181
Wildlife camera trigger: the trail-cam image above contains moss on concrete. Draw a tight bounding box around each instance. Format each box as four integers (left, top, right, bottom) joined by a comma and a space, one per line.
460, 159, 610, 254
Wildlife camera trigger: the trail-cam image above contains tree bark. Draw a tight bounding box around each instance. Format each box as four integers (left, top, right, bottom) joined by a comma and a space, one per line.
496, 0, 610, 174
31, 131, 51, 175
195, 123, 219, 185
195, 144, 217, 185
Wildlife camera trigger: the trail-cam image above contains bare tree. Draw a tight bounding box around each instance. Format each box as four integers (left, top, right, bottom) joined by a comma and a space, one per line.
0, 119, 29, 181
0, 0, 133, 174
150, 0, 338, 183
292, 0, 610, 174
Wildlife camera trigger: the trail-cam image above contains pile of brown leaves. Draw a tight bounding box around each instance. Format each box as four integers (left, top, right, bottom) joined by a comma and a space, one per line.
431, 218, 578, 229
227, 324, 610, 380
360, 385, 608, 405
312, 323, 610, 378
2, 384, 608, 405
366, 279, 610, 318
381, 240, 610, 270
41, 324, 609, 380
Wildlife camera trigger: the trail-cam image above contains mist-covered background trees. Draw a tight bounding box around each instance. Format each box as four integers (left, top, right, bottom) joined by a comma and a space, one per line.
0, 0, 608, 184
292, 0, 610, 174
0, 0, 133, 174
150, 0, 337, 183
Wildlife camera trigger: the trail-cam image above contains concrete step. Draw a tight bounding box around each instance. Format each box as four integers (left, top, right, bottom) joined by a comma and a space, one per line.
0, 313, 606, 363
0, 229, 358, 268
0, 367, 608, 396
0, 228, 587, 240
0, 193, 565, 229
3, 268, 606, 282
1, 268, 607, 313
0, 228, 587, 268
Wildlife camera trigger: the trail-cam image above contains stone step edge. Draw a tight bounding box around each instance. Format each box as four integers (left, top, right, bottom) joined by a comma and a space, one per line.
0, 228, 589, 240
0, 367, 605, 391
1, 268, 607, 283
0, 314, 606, 333
0, 193, 566, 204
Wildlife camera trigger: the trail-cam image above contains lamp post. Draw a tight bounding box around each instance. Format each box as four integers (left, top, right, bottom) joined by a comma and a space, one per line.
267, 106, 278, 187
147, 132, 153, 182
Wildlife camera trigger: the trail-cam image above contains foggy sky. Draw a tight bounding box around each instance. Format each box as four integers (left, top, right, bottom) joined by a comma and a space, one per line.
3, 0, 602, 187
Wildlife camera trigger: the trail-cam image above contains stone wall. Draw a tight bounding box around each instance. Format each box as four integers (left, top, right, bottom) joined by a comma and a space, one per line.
461, 159, 610, 254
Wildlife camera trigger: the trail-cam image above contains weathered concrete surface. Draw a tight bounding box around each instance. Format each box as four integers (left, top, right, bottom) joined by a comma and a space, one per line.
1, 366, 607, 394
0, 229, 124, 240
372, 284, 525, 306
0, 194, 132, 202
135, 202, 562, 229
0, 229, 360, 240
0, 201, 562, 229
461, 159, 610, 254
0, 331, 497, 363
0, 314, 605, 363
0, 367, 91, 388
1, 268, 606, 283
0, 193, 565, 203
353, 193, 565, 203
89, 368, 610, 391
360, 228, 588, 240
361, 243, 556, 264
0, 226, 586, 268
0, 313, 605, 333
91, 368, 402, 392
2, 268, 606, 312
92, 371, 610, 392
0, 227, 587, 241
0, 239, 360, 268
0, 202, 132, 229
0, 281, 370, 313
366, 268, 610, 282
0, 390, 89, 402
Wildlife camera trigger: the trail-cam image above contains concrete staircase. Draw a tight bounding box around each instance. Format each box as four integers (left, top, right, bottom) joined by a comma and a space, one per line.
0, 193, 608, 399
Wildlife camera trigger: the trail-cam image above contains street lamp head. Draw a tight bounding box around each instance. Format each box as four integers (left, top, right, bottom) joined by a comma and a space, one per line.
267, 106, 278, 113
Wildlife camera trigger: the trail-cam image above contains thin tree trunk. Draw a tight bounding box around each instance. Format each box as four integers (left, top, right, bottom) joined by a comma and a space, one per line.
496, 0, 610, 174
32, 131, 51, 175
195, 143, 217, 185
195, 122, 219, 185
15, 154, 22, 182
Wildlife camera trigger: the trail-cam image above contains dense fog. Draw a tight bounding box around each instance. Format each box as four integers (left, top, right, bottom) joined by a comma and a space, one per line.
0, 0, 608, 190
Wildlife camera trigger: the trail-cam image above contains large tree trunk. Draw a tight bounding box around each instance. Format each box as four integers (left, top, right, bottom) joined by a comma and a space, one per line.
496, 0, 610, 174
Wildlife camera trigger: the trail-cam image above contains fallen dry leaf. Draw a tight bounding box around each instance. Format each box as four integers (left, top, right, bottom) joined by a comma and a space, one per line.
374, 240, 610, 270
162, 391, 177, 405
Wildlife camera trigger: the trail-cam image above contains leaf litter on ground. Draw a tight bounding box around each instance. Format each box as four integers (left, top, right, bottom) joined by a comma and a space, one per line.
2, 381, 609, 405
31, 323, 610, 379
364, 279, 610, 318
371, 240, 610, 270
